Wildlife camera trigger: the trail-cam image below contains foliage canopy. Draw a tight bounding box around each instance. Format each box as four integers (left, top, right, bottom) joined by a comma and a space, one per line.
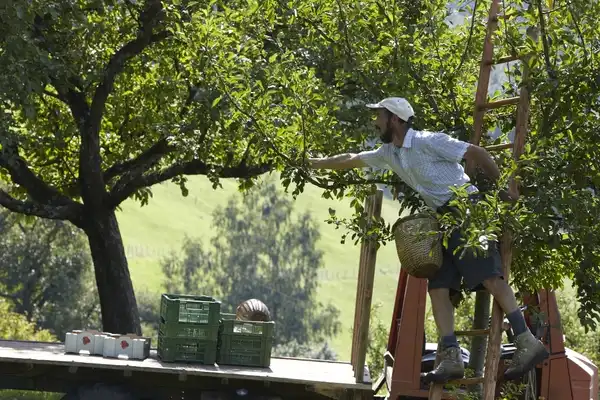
0, 0, 598, 330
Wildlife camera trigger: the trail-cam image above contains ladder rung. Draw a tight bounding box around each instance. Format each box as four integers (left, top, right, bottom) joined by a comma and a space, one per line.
449, 377, 486, 386
491, 11, 517, 22
484, 143, 513, 152
421, 374, 486, 386
478, 97, 520, 110
455, 329, 490, 336
488, 55, 521, 65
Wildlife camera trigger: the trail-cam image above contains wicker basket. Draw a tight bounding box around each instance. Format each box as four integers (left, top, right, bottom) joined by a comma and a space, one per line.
392, 213, 444, 279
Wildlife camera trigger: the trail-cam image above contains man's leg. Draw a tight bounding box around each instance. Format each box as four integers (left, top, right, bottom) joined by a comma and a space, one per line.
429, 288, 458, 349
482, 276, 527, 336
457, 241, 550, 381
424, 243, 464, 384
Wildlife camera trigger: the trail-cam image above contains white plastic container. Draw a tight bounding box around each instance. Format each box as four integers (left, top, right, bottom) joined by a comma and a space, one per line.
64, 330, 103, 356
65, 332, 78, 354
93, 333, 106, 355
66, 330, 150, 360
132, 338, 151, 360
102, 335, 150, 360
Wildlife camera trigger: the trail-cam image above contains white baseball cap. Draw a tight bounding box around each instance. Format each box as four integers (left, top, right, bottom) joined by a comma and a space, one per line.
366, 97, 415, 122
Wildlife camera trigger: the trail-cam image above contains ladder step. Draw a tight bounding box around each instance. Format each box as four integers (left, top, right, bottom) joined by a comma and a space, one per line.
449, 377, 486, 386
421, 374, 485, 386
478, 97, 520, 110
455, 328, 490, 336
491, 11, 517, 22
488, 55, 521, 65
484, 143, 513, 152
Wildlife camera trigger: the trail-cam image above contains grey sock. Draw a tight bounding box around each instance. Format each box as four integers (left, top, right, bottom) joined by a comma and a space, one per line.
441, 334, 459, 349
507, 309, 527, 336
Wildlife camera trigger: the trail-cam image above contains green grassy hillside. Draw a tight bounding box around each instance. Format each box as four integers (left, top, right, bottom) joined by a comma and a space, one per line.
116, 173, 405, 361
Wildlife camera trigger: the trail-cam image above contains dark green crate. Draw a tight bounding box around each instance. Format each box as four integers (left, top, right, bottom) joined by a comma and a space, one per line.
160, 294, 221, 325
217, 313, 275, 368
157, 335, 217, 364
158, 319, 219, 341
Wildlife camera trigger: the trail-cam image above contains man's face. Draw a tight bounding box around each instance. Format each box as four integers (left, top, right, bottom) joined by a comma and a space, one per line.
375, 109, 394, 143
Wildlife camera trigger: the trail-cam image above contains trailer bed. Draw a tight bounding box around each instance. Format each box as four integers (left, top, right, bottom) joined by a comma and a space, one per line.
0, 340, 372, 399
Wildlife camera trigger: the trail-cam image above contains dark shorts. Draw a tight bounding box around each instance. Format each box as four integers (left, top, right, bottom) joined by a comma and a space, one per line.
427, 195, 504, 293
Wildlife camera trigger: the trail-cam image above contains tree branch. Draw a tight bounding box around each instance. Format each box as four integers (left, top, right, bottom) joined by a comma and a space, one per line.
104, 137, 175, 183
81, 0, 168, 206
298, 169, 394, 191
0, 292, 20, 303
87, 29, 169, 134
0, 190, 80, 221
0, 138, 76, 207
107, 160, 273, 208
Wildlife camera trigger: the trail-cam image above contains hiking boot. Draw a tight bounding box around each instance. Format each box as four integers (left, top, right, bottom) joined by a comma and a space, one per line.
504, 331, 550, 381
424, 346, 465, 384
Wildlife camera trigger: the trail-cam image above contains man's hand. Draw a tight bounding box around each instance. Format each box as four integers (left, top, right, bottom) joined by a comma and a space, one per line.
499, 187, 520, 203
464, 145, 501, 182
507, 186, 520, 201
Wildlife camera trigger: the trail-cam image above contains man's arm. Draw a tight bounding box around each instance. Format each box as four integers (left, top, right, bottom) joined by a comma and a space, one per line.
308, 147, 388, 170
308, 153, 367, 169
463, 145, 500, 181
463, 144, 519, 200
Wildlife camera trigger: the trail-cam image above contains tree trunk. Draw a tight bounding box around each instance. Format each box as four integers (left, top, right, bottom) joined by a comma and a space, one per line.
468, 290, 491, 395
83, 209, 141, 335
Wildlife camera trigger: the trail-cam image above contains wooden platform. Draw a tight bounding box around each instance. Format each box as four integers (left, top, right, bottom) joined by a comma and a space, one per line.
0, 340, 372, 395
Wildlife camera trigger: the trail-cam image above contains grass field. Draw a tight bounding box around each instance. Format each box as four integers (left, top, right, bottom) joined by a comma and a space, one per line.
116, 172, 405, 361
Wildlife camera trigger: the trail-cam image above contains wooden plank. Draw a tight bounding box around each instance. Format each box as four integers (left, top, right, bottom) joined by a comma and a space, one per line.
428, 341, 444, 400
487, 54, 521, 65
455, 329, 490, 337
354, 190, 384, 382
0, 361, 372, 400
482, 36, 533, 400
386, 268, 409, 354
352, 192, 373, 368
352, 195, 375, 367
469, 0, 503, 150
0, 340, 371, 390
478, 96, 520, 110
482, 236, 511, 398
484, 143, 513, 152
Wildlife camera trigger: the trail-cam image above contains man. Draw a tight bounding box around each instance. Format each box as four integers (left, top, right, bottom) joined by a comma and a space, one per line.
308, 97, 549, 383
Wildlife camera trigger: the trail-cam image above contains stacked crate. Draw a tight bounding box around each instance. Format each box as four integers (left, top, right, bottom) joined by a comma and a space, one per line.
157, 294, 221, 364
217, 313, 275, 368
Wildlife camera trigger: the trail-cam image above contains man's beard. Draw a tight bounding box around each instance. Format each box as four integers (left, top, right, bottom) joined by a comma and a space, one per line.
380, 128, 393, 143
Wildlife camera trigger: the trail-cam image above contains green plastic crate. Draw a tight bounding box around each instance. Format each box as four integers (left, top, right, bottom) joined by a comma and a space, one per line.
158, 318, 219, 341
160, 294, 221, 325
157, 335, 217, 364
217, 313, 275, 368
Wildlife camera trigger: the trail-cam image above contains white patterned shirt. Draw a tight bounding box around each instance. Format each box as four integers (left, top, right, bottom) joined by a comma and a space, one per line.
357, 128, 478, 209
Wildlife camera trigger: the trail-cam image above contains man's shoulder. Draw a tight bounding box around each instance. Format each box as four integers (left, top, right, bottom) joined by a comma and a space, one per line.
413, 129, 447, 140
412, 130, 463, 145
410, 129, 444, 147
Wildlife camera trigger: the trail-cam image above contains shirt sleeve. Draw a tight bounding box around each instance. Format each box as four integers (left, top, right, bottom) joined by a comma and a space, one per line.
357, 146, 389, 170
422, 132, 470, 162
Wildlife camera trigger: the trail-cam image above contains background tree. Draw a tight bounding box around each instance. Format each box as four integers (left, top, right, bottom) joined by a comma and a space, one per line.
0, 298, 55, 342
0, 210, 101, 338
161, 178, 341, 347
0, 298, 64, 400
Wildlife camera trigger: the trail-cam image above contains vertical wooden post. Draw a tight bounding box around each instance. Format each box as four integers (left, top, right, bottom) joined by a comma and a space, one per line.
482, 28, 533, 400
351, 189, 383, 382
351, 195, 373, 367
469, 0, 502, 150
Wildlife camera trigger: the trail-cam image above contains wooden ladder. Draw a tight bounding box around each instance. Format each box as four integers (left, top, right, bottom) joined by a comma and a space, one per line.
429, 0, 534, 399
